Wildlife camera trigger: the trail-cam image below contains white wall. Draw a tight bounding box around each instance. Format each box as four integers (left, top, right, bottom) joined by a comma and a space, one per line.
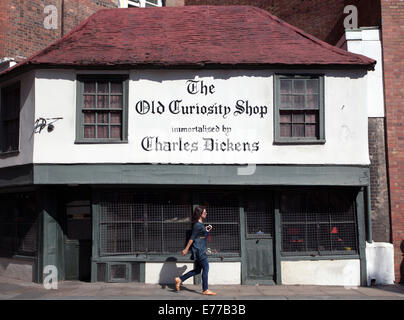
145, 261, 241, 285
281, 259, 361, 286
366, 242, 395, 285
346, 28, 384, 118
33, 68, 370, 165
0, 71, 35, 168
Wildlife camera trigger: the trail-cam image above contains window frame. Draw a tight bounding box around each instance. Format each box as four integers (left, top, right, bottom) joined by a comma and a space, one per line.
0, 81, 21, 154
75, 74, 129, 144
274, 74, 325, 145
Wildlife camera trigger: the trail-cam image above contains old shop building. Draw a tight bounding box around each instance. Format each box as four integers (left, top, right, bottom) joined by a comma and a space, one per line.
0, 6, 377, 285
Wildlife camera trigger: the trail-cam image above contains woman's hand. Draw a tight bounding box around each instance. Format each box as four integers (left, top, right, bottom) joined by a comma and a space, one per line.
182, 249, 188, 256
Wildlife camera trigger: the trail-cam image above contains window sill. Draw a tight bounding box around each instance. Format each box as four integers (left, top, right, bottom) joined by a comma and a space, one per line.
74, 140, 128, 145
281, 253, 359, 261
0, 150, 20, 157
274, 139, 326, 146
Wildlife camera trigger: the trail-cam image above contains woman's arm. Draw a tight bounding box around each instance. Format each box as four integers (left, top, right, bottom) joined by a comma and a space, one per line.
182, 239, 194, 256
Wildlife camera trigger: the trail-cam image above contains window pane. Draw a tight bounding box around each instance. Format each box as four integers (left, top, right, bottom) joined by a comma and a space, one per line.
280, 95, 293, 108
280, 124, 291, 137
97, 95, 109, 109
97, 112, 109, 124
83, 111, 95, 124
293, 95, 305, 108
110, 96, 122, 109
292, 113, 304, 123
111, 126, 121, 139
97, 82, 108, 94
84, 95, 95, 108
84, 125, 95, 138
306, 94, 319, 109
306, 79, 319, 94
292, 124, 305, 137
280, 113, 291, 123
293, 80, 305, 94
280, 80, 292, 94
110, 111, 122, 124
97, 126, 108, 139
305, 124, 317, 138
84, 82, 96, 94
111, 82, 123, 94
305, 112, 317, 123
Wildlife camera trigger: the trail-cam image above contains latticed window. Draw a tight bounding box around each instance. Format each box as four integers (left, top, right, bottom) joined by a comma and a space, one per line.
76, 75, 128, 143
1, 82, 20, 153
199, 192, 241, 255
275, 75, 325, 143
280, 189, 358, 255
0, 193, 38, 257
98, 191, 241, 256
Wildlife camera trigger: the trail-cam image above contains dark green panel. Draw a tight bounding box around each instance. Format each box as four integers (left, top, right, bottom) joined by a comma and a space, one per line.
64, 240, 79, 280
0, 164, 33, 188
33, 164, 370, 186
245, 238, 274, 283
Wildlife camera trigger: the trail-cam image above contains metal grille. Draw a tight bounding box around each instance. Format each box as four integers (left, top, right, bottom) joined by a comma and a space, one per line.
110, 264, 127, 281
199, 192, 240, 254
99, 191, 192, 255
280, 189, 358, 255
0, 193, 38, 256
245, 194, 273, 238
98, 190, 241, 256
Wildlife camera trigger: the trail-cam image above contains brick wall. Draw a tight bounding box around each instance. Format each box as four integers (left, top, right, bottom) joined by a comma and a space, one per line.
381, 0, 404, 284
184, 0, 381, 44
368, 118, 391, 243
0, 0, 118, 61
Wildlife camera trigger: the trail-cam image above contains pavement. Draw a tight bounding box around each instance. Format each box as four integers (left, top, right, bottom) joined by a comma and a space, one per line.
0, 276, 404, 300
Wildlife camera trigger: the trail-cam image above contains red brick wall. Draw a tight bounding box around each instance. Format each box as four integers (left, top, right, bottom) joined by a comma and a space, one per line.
381, 0, 404, 284
184, 0, 381, 44
0, 0, 118, 61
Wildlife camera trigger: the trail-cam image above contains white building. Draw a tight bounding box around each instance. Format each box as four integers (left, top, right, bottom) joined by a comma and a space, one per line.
0, 6, 378, 286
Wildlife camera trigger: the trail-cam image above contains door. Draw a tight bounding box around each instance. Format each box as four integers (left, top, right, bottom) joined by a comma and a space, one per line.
243, 195, 275, 285
64, 200, 92, 281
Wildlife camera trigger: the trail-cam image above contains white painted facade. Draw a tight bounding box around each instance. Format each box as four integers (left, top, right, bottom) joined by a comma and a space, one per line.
281, 259, 361, 286
366, 242, 395, 285
345, 27, 385, 118
23, 68, 370, 166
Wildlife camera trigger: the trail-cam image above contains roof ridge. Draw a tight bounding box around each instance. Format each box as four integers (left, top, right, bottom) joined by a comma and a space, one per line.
250, 6, 375, 66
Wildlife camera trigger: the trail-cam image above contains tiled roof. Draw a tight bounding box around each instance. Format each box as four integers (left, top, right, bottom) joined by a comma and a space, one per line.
1, 6, 375, 78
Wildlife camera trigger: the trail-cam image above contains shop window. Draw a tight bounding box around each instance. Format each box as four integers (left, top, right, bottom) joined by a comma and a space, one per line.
98, 190, 241, 256
0, 82, 20, 153
199, 192, 241, 255
0, 193, 38, 257
280, 189, 358, 256
274, 75, 325, 144
75, 75, 128, 143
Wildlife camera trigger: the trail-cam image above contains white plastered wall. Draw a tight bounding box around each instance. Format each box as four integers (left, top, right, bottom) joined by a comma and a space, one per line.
33, 68, 370, 165
281, 259, 361, 286
346, 27, 384, 118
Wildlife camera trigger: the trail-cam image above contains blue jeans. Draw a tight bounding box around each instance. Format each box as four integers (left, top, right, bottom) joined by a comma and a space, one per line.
179, 258, 209, 291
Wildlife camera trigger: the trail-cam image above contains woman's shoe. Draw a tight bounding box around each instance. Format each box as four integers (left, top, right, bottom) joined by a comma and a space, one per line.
174, 277, 182, 291
202, 289, 216, 295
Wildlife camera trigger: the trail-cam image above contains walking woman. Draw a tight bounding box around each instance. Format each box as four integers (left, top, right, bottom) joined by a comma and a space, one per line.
175, 205, 216, 295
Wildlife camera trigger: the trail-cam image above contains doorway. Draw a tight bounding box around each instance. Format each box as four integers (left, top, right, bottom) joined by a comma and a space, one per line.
242, 192, 275, 285
64, 200, 92, 281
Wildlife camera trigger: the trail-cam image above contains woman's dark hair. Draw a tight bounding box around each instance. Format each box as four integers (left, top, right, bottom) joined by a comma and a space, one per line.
192, 205, 206, 224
